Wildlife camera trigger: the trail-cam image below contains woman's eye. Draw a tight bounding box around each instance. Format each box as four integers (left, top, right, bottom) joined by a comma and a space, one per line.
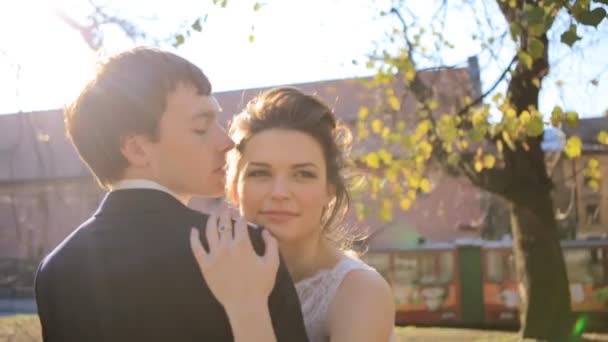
193, 129, 207, 136
296, 171, 317, 178
246, 170, 269, 177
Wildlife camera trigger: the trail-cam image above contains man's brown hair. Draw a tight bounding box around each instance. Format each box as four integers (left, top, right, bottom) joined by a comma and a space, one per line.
65, 47, 211, 189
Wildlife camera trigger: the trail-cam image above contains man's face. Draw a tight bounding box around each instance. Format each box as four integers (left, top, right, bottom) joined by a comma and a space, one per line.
147, 83, 234, 199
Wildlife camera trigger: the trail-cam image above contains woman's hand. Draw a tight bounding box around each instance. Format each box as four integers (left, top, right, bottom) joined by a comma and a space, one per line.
190, 208, 279, 341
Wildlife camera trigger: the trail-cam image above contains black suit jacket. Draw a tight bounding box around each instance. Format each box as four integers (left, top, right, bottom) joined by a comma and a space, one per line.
35, 189, 308, 341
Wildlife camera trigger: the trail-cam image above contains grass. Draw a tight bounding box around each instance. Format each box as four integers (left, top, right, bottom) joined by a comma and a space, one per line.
1, 315, 607, 341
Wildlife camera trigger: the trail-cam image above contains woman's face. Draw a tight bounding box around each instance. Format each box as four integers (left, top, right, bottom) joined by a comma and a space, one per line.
234, 128, 334, 244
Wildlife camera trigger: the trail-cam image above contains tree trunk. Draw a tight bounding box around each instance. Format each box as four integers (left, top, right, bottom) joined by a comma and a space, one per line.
501, 28, 574, 335
509, 188, 573, 339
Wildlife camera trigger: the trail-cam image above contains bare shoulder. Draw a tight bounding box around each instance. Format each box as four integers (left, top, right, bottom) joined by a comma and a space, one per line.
340, 267, 392, 301
327, 267, 395, 341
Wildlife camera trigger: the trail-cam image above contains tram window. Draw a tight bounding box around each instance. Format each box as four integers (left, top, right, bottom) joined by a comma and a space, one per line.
437, 252, 454, 283
486, 251, 504, 283
363, 253, 391, 282
419, 254, 436, 285
393, 255, 419, 284
565, 249, 596, 284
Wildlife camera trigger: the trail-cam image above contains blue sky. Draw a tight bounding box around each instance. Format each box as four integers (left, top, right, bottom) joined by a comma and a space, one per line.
0, 0, 606, 118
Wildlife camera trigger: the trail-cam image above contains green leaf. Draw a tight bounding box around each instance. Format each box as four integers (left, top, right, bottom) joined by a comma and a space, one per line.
526, 114, 545, 137
518, 51, 533, 69
564, 136, 582, 158
579, 8, 607, 27
551, 106, 564, 126
525, 5, 545, 25
561, 25, 581, 47
529, 23, 546, 37
528, 37, 544, 59
221, 0, 228, 7
565, 111, 579, 129
191, 18, 202, 32
253, 2, 264, 11
248, 34, 255, 43
510, 22, 522, 40
174, 34, 185, 47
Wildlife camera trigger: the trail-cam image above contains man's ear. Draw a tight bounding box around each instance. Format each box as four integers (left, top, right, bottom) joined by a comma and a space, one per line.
120, 135, 152, 168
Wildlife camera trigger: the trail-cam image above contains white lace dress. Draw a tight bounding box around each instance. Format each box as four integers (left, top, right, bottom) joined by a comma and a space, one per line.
294, 256, 395, 342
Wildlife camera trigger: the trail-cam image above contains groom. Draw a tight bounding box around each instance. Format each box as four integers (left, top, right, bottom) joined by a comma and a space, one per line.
34, 47, 308, 341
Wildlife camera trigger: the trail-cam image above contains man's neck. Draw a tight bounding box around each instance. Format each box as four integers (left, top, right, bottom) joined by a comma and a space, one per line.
110, 178, 191, 205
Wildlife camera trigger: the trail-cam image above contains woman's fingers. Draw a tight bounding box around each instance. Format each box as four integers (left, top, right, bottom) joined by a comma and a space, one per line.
190, 228, 208, 268
217, 208, 233, 248
261, 229, 279, 270
205, 208, 220, 253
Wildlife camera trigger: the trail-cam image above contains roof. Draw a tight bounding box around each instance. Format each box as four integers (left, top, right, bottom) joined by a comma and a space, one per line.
0, 67, 478, 183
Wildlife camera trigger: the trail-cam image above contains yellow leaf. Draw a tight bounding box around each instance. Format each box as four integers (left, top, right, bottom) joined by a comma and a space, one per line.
400, 198, 412, 210
417, 141, 433, 159
429, 100, 439, 110
378, 149, 393, 165
365, 153, 380, 169
502, 131, 516, 150
532, 78, 540, 88
519, 110, 531, 125
564, 136, 582, 158
474, 161, 483, 172
386, 168, 398, 182
358, 107, 369, 120
408, 174, 421, 189
405, 70, 415, 81
505, 108, 517, 119
497, 140, 504, 154
388, 96, 400, 111
598, 131, 608, 145
588, 180, 600, 192
397, 120, 406, 131
483, 154, 496, 169
588, 158, 599, 169
372, 119, 383, 133
371, 177, 380, 193
357, 127, 369, 140
407, 189, 417, 200
420, 178, 431, 193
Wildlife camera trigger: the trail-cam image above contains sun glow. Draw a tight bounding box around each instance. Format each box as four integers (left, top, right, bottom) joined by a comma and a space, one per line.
0, 0, 97, 113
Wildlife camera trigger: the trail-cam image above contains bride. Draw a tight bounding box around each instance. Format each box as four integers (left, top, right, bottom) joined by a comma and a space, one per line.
190, 87, 395, 341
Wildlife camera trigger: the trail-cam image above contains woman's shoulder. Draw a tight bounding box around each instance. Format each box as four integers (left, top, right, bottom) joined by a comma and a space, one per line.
331, 251, 393, 317
326, 254, 395, 339
334, 253, 392, 301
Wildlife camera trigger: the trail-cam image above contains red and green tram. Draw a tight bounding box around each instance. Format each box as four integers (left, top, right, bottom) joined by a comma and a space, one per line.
361, 239, 608, 330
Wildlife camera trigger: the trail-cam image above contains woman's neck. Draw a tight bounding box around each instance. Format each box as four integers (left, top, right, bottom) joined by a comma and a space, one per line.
280, 234, 342, 283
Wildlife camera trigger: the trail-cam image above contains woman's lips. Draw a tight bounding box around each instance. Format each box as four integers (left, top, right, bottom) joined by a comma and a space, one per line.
260, 211, 299, 223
